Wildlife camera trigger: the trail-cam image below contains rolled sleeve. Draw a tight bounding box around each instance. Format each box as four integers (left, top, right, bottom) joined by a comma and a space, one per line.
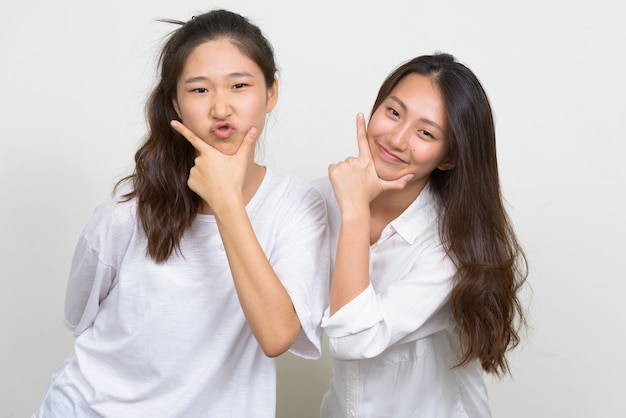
324, 245, 455, 361
322, 284, 382, 337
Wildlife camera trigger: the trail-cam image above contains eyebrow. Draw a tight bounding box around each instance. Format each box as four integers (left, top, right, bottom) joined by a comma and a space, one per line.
182, 71, 255, 84
388, 95, 445, 133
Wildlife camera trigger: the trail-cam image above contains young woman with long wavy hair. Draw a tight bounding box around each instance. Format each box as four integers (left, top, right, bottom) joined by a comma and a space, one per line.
315, 53, 527, 417
33, 10, 329, 417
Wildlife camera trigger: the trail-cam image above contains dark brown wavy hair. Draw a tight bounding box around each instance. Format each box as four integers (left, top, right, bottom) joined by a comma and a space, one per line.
117, 10, 277, 263
371, 53, 528, 376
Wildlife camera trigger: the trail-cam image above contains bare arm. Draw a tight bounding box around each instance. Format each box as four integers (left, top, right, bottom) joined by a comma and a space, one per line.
213, 201, 301, 357
328, 113, 413, 315
171, 121, 300, 357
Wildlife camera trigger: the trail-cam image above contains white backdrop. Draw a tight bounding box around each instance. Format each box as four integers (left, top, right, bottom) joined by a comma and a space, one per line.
1, 0, 624, 417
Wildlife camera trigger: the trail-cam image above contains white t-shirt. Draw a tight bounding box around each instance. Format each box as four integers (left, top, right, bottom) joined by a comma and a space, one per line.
34, 168, 330, 418
313, 177, 491, 418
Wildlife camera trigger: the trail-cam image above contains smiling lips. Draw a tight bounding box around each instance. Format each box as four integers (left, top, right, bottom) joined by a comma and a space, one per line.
377, 144, 406, 163
210, 122, 235, 139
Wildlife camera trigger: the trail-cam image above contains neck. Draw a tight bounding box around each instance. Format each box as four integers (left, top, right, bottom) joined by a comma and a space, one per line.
369, 178, 428, 243
370, 177, 427, 218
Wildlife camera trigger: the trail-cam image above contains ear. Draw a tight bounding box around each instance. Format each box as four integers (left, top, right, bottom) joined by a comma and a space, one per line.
265, 75, 279, 113
437, 156, 455, 171
172, 99, 182, 119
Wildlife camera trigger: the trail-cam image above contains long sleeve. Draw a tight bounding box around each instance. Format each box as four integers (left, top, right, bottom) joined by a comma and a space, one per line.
317, 178, 457, 360
321, 241, 455, 360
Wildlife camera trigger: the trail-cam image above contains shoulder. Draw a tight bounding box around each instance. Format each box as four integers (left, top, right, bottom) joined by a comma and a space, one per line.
310, 176, 333, 200
265, 168, 325, 207
81, 180, 138, 245
101, 181, 137, 224
259, 169, 327, 225
310, 175, 339, 219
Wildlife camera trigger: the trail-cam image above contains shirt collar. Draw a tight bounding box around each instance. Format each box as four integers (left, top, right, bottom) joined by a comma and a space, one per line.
388, 182, 438, 245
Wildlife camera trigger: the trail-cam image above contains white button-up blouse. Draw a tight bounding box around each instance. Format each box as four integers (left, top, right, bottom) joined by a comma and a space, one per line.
313, 177, 492, 418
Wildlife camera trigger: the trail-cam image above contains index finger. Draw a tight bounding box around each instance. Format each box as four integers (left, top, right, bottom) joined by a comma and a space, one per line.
170, 120, 208, 153
355, 112, 372, 159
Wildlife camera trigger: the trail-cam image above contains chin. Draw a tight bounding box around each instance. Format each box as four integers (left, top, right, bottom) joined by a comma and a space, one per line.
206, 139, 240, 155
373, 163, 399, 182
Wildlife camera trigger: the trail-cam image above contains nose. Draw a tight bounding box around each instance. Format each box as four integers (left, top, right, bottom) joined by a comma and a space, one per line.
387, 124, 411, 151
209, 89, 231, 119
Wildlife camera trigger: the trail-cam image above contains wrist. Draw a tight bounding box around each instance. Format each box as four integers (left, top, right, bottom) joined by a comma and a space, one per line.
207, 194, 245, 216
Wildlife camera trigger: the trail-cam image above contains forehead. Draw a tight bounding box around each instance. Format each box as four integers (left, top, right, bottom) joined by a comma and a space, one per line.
181, 39, 260, 76
391, 73, 442, 103
389, 73, 447, 126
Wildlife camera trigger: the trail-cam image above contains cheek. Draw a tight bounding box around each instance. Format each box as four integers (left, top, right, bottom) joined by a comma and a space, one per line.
366, 123, 390, 149
409, 142, 447, 165
366, 115, 388, 135
174, 98, 195, 119
237, 94, 264, 112
251, 99, 273, 127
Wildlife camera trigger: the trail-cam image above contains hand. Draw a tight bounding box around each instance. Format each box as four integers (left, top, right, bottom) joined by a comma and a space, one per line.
328, 113, 413, 214
170, 120, 258, 212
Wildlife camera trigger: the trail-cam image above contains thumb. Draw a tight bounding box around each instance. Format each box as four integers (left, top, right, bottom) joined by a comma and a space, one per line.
237, 126, 259, 155
380, 173, 415, 191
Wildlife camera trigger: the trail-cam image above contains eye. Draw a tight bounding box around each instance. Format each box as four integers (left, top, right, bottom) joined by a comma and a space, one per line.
386, 107, 400, 118
232, 83, 248, 89
418, 129, 435, 139
192, 87, 208, 93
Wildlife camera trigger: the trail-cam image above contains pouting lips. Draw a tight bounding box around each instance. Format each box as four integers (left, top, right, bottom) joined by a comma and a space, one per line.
210, 122, 235, 139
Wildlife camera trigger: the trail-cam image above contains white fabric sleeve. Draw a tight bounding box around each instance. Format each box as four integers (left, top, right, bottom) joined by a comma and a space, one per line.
64, 236, 117, 336
63, 188, 134, 337
322, 247, 455, 361
269, 185, 330, 360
